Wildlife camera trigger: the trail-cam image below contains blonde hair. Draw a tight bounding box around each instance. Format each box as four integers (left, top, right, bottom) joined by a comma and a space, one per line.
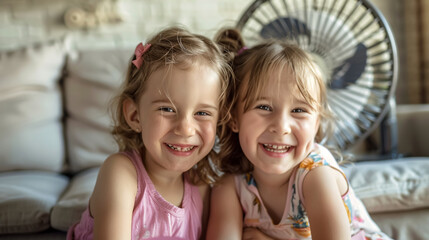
215, 28, 334, 174
111, 26, 233, 184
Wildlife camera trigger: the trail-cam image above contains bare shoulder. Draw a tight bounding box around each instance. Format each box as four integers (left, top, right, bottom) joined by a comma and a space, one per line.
210, 174, 239, 212
94, 152, 138, 196
302, 166, 351, 239
303, 165, 348, 198
93, 153, 138, 195
197, 182, 210, 200
211, 174, 238, 201
214, 174, 236, 189
100, 153, 137, 175
90, 153, 138, 218
206, 174, 242, 240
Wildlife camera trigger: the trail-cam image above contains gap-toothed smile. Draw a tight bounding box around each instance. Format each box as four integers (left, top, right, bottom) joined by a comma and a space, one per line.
166, 144, 195, 152
262, 143, 291, 153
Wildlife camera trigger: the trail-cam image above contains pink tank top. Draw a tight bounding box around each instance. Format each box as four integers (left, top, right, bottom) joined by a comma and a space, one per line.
67, 151, 203, 240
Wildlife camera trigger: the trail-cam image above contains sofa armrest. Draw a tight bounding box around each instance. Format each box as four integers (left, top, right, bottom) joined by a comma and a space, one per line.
341, 157, 429, 214
396, 104, 429, 156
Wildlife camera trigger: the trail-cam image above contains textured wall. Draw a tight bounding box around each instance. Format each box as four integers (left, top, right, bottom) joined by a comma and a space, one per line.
0, 0, 251, 50
403, 0, 429, 104
364, 0, 406, 103
0, 0, 406, 102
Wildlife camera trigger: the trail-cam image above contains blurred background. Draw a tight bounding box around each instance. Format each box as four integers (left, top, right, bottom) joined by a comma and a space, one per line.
0, 0, 428, 105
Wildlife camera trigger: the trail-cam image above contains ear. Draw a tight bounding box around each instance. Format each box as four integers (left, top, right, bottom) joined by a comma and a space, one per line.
229, 118, 239, 133
123, 98, 141, 132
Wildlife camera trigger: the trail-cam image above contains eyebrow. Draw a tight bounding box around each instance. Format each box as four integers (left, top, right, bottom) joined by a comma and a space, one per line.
199, 104, 219, 111
294, 99, 310, 105
256, 95, 310, 106
254, 96, 270, 101
151, 99, 218, 111
151, 99, 171, 106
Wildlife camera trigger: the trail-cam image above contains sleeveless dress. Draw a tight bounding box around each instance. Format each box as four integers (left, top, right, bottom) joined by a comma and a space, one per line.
67, 151, 203, 240
235, 144, 393, 240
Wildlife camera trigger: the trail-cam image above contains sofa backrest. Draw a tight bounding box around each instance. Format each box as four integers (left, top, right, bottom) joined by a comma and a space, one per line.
64, 48, 133, 173
0, 38, 135, 174
0, 39, 68, 172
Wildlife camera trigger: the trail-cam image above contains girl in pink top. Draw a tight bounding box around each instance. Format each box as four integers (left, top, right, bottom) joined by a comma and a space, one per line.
207, 29, 392, 240
67, 27, 233, 240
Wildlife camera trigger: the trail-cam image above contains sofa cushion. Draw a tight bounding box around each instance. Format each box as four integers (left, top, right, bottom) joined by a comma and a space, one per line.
51, 167, 99, 231
65, 49, 132, 172
342, 157, 429, 213
0, 230, 66, 240
371, 208, 429, 240
0, 171, 68, 234
0, 39, 69, 172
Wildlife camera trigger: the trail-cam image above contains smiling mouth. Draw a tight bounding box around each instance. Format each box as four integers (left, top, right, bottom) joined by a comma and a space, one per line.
262, 144, 291, 153
166, 144, 196, 152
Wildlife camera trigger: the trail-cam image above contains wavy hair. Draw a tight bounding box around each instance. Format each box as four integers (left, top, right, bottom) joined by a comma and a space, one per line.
214, 28, 335, 175
111, 26, 233, 184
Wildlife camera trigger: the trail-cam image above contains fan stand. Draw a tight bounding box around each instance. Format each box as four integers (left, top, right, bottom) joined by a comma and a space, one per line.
378, 98, 400, 159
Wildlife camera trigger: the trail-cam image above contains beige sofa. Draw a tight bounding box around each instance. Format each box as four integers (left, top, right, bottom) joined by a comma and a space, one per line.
0, 39, 428, 240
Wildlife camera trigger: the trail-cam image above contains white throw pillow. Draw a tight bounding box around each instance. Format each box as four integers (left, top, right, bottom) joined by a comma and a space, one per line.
64, 48, 132, 172
0, 39, 69, 172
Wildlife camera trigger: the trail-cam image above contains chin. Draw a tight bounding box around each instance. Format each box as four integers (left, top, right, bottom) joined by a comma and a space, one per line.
172, 160, 200, 172
258, 164, 291, 175
168, 164, 193, 172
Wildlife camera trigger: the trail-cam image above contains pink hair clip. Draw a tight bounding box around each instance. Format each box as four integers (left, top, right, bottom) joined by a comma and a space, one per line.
132, 43, 151, 69
237, 46, 248, 55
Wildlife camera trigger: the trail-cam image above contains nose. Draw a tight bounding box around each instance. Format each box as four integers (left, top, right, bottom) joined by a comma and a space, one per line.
269, 112, 291, 135
174, 115, 196, 137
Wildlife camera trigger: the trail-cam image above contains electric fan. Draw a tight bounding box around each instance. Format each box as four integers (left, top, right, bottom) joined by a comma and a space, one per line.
236, 0, 398, 151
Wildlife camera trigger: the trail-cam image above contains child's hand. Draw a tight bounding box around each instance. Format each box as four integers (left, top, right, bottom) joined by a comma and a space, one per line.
242, 227, 275, 240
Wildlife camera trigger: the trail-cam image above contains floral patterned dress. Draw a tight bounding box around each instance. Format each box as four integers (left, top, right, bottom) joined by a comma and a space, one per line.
235, 144, 393, 240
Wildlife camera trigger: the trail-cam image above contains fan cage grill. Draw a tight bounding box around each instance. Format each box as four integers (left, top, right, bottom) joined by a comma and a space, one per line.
236, 0, 398, 150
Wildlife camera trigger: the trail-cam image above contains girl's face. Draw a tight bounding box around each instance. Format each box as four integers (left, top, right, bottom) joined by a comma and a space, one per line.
135, 64, 221, 174
233, 66, 320, 176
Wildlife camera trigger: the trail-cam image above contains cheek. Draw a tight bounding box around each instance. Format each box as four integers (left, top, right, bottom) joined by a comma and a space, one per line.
238, 133, 251, 153
310, 117, 320, 136
237, 120, 257, 153
200, 121, 217, 144
141, 116, 167, 140
141, 125, 158, 144
238, 112, 259, 129
300, 119, 319, 142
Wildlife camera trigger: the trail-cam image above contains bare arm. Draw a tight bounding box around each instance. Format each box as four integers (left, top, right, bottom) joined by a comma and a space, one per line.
90, 153, 137, 240
303, 166, 350, 240
199, 183, 211, 240
206, 174, 243, 240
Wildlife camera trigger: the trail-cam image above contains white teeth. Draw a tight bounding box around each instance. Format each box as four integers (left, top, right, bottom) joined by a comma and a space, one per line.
263, 144, 290, 152
167, 144, 194, 152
